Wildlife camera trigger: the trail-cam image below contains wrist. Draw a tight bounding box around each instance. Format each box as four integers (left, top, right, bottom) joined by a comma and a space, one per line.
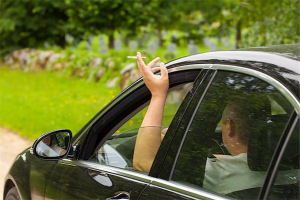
151, 93, 167, 100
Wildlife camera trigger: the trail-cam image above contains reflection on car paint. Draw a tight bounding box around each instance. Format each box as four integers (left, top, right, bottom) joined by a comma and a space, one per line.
88, 170, 114, 187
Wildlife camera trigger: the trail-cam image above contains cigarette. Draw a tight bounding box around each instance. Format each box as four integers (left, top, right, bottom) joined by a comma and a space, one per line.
127, 56, 146, 59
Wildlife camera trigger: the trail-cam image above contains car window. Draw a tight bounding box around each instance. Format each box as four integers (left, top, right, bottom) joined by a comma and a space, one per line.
117, 83, 193, 133
89, 82, 193, 172
267, 120, 299, 200
170, 71, 295, 199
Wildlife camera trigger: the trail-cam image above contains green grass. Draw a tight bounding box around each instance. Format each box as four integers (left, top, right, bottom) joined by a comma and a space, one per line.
0, 67, 119, 140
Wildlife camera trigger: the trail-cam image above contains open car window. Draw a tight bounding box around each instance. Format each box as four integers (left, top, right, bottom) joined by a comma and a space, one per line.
88, 82, 194, 172
170, 70, 296, 199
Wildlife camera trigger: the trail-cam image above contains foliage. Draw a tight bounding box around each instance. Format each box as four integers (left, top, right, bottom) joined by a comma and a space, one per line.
1, 0, 299, 55
64, 0, 147, 48
228, 0, 300, 48
0, 0, 69, 54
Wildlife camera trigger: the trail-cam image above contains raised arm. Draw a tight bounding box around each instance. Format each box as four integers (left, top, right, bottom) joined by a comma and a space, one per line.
133, 52, 169, 172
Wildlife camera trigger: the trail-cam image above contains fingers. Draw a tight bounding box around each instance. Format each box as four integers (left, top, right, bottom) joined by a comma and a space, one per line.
150, 67, 161, 73
137, 52, 146, 67
136, 52, 168, 79
160, 62, 168, 79
137, 52, 153, 77
136, 52, 145, 73
147, 57, 160, 70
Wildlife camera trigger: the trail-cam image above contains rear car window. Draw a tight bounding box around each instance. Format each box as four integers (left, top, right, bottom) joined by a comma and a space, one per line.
171, 71, 296, 199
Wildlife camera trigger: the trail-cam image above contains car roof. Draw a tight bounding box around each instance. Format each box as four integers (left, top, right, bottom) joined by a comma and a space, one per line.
240, 44, 300, 61
167, 44, 300, 101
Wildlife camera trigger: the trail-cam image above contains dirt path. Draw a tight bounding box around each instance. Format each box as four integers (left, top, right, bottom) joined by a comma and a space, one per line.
0, 127, 32, 199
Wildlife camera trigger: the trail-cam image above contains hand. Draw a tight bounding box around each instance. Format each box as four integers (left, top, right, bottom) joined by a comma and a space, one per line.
136, 52, 169, 98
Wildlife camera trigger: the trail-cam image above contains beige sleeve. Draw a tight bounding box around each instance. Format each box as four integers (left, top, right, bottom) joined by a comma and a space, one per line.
133, 127, 164, 173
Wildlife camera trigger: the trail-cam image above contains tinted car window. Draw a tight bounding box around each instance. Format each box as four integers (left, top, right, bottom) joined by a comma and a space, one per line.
268, 120, 299, 200
89, 83, 193, 171
171, 71, 295, 199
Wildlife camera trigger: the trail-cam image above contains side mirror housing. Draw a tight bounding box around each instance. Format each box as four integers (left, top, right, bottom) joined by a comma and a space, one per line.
32, 129, 72, 160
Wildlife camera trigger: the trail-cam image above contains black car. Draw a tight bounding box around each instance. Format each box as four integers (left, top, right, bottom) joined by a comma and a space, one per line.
4, 44, 300, 200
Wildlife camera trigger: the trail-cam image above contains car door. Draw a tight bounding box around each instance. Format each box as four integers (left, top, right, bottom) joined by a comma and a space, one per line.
139, 65, 299, 199
43, 66, 210, 199
22, 153, 57, 200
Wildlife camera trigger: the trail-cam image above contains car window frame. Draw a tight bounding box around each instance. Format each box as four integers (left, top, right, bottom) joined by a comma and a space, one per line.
146, 64, 299, 200
78, 66, 211, 171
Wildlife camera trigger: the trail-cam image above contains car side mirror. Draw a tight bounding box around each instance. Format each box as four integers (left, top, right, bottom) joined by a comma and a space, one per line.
32, 129, 72, 160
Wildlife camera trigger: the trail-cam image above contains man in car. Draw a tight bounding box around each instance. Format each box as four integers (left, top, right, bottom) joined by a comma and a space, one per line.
202, 98, 266, 194
132, 52, 266, 194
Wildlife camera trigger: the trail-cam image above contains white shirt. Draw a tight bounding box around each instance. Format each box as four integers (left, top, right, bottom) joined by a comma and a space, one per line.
203, 153, 299, 195
203, 153, 266, 195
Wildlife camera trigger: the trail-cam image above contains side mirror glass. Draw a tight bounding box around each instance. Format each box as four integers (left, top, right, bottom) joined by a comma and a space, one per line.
32, 129, 72, 160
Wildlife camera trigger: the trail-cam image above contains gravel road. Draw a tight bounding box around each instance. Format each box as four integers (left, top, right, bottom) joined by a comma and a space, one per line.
0, 127, 32, 199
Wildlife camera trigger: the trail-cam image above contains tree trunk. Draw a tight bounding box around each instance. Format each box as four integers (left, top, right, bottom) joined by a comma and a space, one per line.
58, 35, 66, 48
158, 30, 164, 47
108, 34, 114, 49
235, 20, 242, 49
121, 33, 129, 46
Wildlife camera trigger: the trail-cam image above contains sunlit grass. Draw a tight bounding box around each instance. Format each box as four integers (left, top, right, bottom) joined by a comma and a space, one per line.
0, 67, 119, 140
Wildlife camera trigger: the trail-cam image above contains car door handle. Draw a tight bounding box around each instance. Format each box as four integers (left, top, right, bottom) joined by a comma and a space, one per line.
106, 191, 130, 200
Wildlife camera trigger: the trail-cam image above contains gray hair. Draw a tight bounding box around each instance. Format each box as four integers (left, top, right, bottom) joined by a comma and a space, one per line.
222, 99, 252, 145
221, 95, 269, 145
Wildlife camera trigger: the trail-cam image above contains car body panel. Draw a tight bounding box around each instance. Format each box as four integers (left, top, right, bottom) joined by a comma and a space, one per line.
4, 148, 57, 200
45, 159, 150, 199
4, 149, 31, 200
140, 179, 230, 200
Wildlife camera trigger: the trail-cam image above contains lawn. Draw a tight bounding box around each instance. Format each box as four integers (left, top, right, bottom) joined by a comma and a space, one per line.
0, 67, 119, 140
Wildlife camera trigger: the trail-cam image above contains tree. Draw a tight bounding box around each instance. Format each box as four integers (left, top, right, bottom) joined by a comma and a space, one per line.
228, 0, 300, 48
65, 0, 147, 49
0, 0, 298, 55
0, 0, 68, 55
167, 0, 237, 44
